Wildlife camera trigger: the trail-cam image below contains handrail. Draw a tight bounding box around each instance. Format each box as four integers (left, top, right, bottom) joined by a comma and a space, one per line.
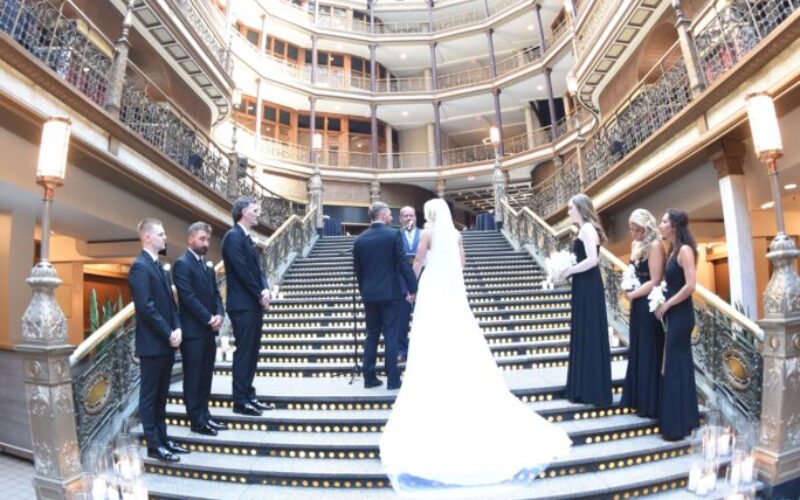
501, 200, 764, 342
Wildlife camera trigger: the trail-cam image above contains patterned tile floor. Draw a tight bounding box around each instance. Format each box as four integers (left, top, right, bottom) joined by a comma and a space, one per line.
0, 453, 35, 499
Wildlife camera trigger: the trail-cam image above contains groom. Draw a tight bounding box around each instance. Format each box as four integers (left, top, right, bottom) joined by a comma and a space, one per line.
353, 202, 418, 390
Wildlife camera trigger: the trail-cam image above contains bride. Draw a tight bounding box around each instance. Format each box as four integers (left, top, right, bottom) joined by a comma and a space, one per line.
379, 198, 572, 498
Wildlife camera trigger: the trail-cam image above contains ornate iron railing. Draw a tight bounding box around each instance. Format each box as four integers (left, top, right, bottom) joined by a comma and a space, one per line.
502, 200, 765, 420
239, 172, 305, 229
257, 208, 318, 286
0, 0, 300, 227
170, 0, 232, 74
530, 0, 799, 218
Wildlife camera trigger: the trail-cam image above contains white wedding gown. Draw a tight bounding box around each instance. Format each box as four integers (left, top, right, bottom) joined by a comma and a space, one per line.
379, 203, 572, 499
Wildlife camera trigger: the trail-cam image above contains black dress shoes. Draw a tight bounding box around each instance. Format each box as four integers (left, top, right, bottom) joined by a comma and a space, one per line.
233, 402, 263, 416
387, 382, 402, 390
364, 379, 383, 389
147, 446, 180, 463
207, 419, 227, 430
165, 440, 190, 454
249, 399, 276, 411
191, 424, 218, 436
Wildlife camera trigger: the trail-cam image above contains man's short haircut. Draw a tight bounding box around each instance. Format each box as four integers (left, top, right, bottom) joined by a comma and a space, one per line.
232, 196, 258, 223
369, 201, 389, 222
188, 221, 212, 236
400, 206, 415, 216
137, 218, 163, 238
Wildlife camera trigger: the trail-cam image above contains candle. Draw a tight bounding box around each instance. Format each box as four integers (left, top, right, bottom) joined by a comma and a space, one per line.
687, 464, 701, 491
91, 477, 107, 500
740, 455, 754, 483
695, 474, 709, 496
117, 458, 132, 481
704, 471, 717, 492
703, 433, 717, 461
729, 460, 741, 486
718, 430, 731, 456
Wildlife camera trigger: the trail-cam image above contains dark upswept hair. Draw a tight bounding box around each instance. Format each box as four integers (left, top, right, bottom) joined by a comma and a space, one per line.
570, 194, 607, 245
664, 208, 698, 259
231, 196, 258, 224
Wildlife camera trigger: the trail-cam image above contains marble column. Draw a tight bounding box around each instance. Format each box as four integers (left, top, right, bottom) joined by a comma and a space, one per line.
711, 140, 757, 319
524, 105, 536, 149
254, 78, 263, 148
385, 124, 394, 169
427, 122, 436, 168
370, 179, 381, 203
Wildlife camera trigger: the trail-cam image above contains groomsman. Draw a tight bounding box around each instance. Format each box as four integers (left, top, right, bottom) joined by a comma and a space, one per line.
128, 218, 189, 462
173, 222, 226, 436
222, 197, 275, 416
353, 202, 418, 390
398, 206, 421, 361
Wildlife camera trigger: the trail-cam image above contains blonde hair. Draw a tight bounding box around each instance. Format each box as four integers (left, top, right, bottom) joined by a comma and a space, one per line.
569, 194, 607, 244
628, 208, 661, 262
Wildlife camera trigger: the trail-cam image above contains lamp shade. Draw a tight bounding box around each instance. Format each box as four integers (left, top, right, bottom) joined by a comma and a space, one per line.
489, 126, 501, 145
566, 71, 578, 95
746, 92, 783, 158
312, 132, 323, 151
37, 117, 71, 183
232, 88, 242, 109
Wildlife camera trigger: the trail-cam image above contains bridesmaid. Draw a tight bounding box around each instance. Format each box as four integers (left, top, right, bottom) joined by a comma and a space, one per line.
620, 209, 665, 418
655, 209, 700, 440
560, 194, 612, 407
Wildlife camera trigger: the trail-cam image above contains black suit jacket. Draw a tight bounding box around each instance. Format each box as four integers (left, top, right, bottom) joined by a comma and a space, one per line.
128, 250, 180, 357
353, 223, 418, 302
173, 250, 225, 339
221, 224, 269, 312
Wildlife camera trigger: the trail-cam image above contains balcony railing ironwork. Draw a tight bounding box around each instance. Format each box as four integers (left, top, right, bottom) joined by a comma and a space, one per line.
529, 0, 799, 219
171, 0, 232, 74
0, 0, 300, 228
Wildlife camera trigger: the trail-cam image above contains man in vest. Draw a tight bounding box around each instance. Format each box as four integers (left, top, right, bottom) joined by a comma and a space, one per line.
398, 206, 421, 361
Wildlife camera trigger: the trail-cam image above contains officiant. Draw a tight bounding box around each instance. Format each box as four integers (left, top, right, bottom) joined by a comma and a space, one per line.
398, 206, 421, 362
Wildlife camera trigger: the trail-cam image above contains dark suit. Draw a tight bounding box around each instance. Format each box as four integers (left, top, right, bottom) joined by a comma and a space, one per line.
222, 224, 269, 405
399, 228, 422, 358
353, 223, 417, 386
173, 250, 224, 429
128, 250, 180, 450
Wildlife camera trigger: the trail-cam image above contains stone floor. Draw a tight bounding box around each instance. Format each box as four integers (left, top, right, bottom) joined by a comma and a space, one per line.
0, 453, 35, 499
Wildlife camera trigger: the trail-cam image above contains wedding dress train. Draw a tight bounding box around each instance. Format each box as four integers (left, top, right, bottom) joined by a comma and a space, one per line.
379, 199, 572, 498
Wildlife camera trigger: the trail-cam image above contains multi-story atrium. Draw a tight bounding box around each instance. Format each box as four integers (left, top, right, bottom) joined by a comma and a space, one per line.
0, 0, 798, 497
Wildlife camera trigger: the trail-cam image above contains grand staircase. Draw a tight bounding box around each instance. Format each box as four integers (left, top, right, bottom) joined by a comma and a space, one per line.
141, 231, 703, 499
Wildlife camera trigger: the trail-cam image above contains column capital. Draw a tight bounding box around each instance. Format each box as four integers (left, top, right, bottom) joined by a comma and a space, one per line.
710, 139, 746, 178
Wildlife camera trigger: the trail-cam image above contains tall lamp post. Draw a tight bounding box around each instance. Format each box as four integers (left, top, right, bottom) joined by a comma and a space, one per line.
18, 117, 86, 498
309, 132, 324, 235
490, 126, 505, 230
748, 92, 800, 488
228, 87, 243, 199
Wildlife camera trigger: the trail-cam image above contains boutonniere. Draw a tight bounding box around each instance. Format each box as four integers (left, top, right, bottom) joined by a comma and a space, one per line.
162, 263, 171, 273
206, 260, 215, 273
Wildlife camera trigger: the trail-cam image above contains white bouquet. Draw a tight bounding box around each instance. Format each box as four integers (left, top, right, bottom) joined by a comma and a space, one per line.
545, 250, 577, 285
647, 281, 667, 313
620, 264, 641, 292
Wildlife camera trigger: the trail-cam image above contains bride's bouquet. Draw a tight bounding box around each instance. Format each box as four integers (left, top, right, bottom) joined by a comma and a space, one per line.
545, 250, 577, 286
620, 264, 641, 292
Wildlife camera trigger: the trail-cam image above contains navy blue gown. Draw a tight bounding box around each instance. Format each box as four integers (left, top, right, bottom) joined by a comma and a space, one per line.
659, 254, 700, 439
621, 258, 664, 418
565, 238, 612, 406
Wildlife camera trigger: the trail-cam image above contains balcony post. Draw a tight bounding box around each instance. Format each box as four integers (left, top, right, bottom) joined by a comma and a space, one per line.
308, 157, 324, 235
254, 78, 263, 148
493, 153, 507, 230
313, 0, 320, 24
311, 34, 318, 85
427, 0, 435, 32
671, 0, 706, 97
369, 44, 377, 93
486, 29, 498, 79
103, 0, 135, 115
544, 67, 558, 140
533, 3, 547, 52
483, 0, 491, 18
370, 104, 378, 169
369, 0, 375, 34
429, 42, 438, 91
524, 105, 536, 149
433, 101, 443, 167
385, 124, 394, 169
258, 14, 267, 65
309, 96, 317, 163
492, 89, 505, 156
